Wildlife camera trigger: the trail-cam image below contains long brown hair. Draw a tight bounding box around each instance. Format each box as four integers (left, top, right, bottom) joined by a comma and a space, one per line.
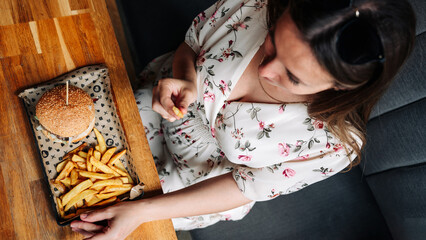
267, 0, 416, 168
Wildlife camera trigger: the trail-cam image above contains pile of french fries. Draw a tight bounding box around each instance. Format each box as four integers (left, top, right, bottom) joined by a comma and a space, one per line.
51, 128, 134, 219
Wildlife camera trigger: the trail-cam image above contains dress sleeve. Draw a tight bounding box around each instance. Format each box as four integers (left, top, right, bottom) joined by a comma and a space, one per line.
232, 148, 358, 201
184, 0, 245, 54
184, 2, 219, 53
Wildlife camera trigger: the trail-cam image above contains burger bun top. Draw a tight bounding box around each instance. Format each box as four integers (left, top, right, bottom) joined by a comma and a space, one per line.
36, 85, 95, 138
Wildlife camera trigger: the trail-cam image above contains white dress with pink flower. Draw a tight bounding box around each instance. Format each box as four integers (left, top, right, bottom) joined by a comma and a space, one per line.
135, 0, 360, 231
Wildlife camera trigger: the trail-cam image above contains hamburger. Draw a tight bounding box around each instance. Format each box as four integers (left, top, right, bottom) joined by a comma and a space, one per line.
35, 84, 95, 143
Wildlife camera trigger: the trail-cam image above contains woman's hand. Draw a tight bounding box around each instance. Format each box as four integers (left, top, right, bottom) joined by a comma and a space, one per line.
70, 201, 145, 240
152, 42, 198, 122
152, 77, 197, 122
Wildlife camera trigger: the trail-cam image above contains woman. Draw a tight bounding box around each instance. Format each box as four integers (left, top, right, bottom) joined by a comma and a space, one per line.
71, 0, 416, 238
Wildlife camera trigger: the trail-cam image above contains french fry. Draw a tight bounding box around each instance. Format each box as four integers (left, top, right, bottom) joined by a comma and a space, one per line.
72, 154, 86, 163
65, 189, 97, 211
59, 209, 65, 218
93, 150, 101, 161
84, 194, 96, 202
70, 169, 79, 186
60, 177, 71, 188
90, 156, 119, 176
112, 159, 126, 173
113, 162, 133, 184
92, 197, 117, 207
56, 197, 63, 209
95, 145, 100, 151
108, 149, 126, 166
76, 162, 87, 169
73, 179, 84, 186
51, 180, 67, 194
56, 160, 69, 173
100, 184, 133, 194
86, 148, 93, 172
172, 106, 184, 119
55, 161, 75, 181
76, 199, 84, 209
114, 167, 133, 184
93, 128, 107, 154
90, 178, 123, 190
92, 150, 101, 172
78, 151, 87, 158
101, 147, 116, 164
91, 186, 106, 192
78, 171, 115, 180
56, 197, 64, 217
96, 190, 129, 200
86, 195, 103, 206
127, 175, 134, 184
109, 165, 127, 177
63, 143, 88, 161
119, 177, 129, 184
62, 179, 93, 206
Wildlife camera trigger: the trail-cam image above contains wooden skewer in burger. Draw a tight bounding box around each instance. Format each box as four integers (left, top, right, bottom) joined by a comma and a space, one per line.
35, 83, 95, 143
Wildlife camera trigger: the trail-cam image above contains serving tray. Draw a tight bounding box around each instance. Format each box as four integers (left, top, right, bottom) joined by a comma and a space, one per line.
19, 64, 143, 225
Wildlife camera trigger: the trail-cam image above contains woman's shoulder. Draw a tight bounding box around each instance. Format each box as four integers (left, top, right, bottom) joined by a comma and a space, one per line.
187, 0, 270, 131
185, 0, 268, 52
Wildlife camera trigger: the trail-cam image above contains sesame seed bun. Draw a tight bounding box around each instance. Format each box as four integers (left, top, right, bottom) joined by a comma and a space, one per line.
36, 85, 95, 141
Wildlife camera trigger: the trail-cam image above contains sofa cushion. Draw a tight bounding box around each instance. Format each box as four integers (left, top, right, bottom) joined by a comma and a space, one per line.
369, 32, 426, 119
362, 98, 426, 175
409, 0, 426, 35
191, 167, 390, 240
369, 0, 425, 119
366, 164, 426, 240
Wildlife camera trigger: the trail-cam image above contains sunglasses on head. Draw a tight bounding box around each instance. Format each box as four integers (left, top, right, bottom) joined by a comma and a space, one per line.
336, 15, 385, 66
315, 0, 385, 66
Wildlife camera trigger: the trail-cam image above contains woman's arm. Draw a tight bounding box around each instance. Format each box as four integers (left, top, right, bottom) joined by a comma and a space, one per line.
152, 42, 198, 121
70, 172, 252, 240
172, 42, 197, 84
143, 172, 251, 220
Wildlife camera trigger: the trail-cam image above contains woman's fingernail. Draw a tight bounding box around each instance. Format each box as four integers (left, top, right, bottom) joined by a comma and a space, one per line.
80, 214, 87, 219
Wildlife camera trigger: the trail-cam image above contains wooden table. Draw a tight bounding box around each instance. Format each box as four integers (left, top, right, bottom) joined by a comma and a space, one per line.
0, 0, 177, 239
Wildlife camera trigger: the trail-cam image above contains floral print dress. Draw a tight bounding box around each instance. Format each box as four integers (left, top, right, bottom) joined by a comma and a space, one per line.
134, 0, 361, 231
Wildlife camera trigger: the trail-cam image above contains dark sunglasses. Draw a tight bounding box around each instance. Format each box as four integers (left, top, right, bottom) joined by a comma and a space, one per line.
315, 0, 385, 65
336, 18, 385, 65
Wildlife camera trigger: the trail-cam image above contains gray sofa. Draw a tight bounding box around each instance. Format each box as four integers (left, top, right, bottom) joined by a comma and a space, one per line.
116, 0, 426, 239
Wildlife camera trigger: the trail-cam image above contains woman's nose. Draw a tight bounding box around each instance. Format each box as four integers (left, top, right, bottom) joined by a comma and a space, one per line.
258, 57, 282, 81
